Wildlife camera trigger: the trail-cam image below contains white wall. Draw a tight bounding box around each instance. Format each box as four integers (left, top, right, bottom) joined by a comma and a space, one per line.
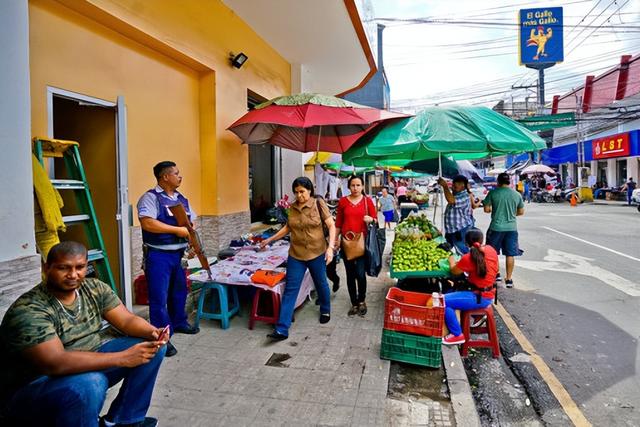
0, 0, 36, 262
627, 157, 639, 182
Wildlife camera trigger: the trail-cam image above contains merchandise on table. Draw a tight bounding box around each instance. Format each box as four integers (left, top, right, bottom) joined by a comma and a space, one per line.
394, 213, 441, 240
391, 213, 450, 274
380, 328, 442, 368
383, 288, 445, 337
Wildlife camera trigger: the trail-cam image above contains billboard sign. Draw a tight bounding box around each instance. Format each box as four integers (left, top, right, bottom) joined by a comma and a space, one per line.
519, 7, 563, 66
592, 132, 630, 159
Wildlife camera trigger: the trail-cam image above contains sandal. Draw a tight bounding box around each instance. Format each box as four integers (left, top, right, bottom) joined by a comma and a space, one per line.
358, 302, 368, 316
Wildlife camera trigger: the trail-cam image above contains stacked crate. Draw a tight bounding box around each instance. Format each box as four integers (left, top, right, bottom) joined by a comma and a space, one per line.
380, 287, 445, 368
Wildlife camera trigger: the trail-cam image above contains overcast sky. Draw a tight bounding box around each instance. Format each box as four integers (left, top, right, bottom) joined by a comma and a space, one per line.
370, 0, 640, 112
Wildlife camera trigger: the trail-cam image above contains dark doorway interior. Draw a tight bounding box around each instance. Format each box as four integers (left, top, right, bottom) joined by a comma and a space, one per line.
52, 95, 121, 290
247, 90, 274, 223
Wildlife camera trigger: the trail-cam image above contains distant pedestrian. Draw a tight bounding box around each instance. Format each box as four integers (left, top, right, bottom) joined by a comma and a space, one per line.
396, 182, 408, 204
378, 187, 396, 229
621, 177, 637, 205
482, 173, 525, 288
523, 178, 531, 203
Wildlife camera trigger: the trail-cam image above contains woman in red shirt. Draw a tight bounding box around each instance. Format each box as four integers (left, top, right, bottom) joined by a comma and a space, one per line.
335, 176, 377, 316
443, 228, 498, 345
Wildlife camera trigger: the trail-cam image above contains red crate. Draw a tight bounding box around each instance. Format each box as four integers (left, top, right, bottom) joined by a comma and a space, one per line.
384, 287, 445, 337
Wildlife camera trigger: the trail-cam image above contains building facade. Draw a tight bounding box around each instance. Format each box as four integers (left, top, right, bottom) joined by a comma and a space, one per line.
1, 0, 375, 313
545, 54, 640, 187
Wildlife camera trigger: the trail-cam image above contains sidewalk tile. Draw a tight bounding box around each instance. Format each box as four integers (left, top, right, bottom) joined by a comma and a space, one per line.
318, 404, 354, 426
256, 397, 296, 419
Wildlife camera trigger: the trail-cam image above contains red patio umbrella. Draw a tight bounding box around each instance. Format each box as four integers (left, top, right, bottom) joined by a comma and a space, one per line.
228, 93, 408, 153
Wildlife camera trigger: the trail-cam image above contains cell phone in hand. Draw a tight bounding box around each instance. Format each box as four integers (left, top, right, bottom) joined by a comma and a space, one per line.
159, 325, 170, 342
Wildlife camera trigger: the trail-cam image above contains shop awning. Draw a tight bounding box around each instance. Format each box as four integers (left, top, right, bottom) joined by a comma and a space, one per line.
541, 142, 594, 165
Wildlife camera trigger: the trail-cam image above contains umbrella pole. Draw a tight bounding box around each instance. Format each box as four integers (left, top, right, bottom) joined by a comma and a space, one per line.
438, 152, 445, 231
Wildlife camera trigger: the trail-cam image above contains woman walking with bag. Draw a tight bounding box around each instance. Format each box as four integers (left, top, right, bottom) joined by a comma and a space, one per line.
260, 177, 336, 341
335, 176, 377, 316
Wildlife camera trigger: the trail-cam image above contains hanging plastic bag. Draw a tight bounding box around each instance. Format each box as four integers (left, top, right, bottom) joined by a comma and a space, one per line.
365, 223, 385, 277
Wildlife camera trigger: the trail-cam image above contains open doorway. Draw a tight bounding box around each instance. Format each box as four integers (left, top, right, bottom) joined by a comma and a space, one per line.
247, 90, 275, 223
50, 93, 122, 292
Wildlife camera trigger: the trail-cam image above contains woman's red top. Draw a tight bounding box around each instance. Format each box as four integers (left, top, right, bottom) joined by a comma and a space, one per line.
335, 196, 377, 235
455, 245, 499, 299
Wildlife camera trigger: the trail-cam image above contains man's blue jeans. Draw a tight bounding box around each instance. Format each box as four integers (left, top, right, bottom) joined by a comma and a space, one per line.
145, 248, 189, 332
443, 291, 492, 336
4, 337, 165, 426
445, 225, 471, 255
275, 254, 331, 336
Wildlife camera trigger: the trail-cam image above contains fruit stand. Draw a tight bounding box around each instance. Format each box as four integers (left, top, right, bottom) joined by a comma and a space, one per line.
390, 213, 454, 279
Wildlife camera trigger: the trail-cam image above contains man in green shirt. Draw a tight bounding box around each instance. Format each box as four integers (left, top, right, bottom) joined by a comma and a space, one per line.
0, 241, 167, 427
482, 173, 525, 288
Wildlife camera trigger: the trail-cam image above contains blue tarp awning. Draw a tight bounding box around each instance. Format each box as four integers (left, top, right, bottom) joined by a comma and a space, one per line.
542, 129, 639, 165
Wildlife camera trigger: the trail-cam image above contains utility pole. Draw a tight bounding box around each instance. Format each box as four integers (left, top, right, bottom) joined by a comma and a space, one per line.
511, 82, 537, 117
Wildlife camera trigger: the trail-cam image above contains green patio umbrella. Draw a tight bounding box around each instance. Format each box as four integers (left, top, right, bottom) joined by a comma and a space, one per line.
343, 106, 545, 230
324, 162, 373, 177
343, 106, 546, 166
391, 170, 431, 178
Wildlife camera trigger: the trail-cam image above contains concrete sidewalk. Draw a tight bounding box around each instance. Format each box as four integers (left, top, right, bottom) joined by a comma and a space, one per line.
105, 232, 476, 426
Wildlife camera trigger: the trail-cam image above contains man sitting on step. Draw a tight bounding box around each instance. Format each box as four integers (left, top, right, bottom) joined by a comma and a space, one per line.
0, 241, 166, 427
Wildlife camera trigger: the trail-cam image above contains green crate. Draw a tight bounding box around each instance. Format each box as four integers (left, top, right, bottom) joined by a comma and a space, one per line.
380, 329, 442, 368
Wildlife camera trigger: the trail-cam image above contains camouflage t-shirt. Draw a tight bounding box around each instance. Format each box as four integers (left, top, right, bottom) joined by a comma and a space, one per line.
0, 278, 121, 402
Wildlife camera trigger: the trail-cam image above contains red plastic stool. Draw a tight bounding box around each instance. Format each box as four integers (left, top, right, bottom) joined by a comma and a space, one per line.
248, 287, 281, 330
460, 305, 500, 358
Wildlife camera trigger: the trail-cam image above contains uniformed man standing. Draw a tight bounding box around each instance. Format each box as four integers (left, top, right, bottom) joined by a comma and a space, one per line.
137, 161, 199, 357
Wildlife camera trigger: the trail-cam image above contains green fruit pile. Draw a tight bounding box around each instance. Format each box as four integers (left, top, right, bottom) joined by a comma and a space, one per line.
392, 239, 450, 272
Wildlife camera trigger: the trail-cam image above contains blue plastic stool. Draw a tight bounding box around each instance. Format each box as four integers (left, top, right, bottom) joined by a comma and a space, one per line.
194, 282, 240, 329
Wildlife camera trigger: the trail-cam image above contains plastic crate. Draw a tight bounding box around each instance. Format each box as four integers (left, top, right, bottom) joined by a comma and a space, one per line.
384, 287, 445, 337
380, 329, 442, 368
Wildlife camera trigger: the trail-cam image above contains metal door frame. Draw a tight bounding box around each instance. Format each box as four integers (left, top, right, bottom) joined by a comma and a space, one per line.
47, 87, 132, 309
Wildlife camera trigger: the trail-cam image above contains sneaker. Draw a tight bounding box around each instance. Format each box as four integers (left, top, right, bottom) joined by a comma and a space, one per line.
174, 324, 200, 334
267, 331, 288, 341
505, 279, 514, 288
100, 416, 158, 427
165, 341, 177, 357
443, 333, 466, 345
358, 302, 368, 316
470, 315, 487, 328
319, 313, 331, 324
348, 306, 359, 316
495, 273, 502, 282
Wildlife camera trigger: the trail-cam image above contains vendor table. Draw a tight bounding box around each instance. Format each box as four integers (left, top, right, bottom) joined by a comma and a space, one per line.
188, 242, 313, 329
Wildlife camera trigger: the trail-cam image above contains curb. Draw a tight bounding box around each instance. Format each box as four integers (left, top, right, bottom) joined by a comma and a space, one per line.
442, 345, 482, 427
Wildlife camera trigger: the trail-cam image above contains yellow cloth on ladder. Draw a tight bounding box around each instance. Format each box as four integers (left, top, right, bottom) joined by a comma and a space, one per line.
32, 154, 65, 258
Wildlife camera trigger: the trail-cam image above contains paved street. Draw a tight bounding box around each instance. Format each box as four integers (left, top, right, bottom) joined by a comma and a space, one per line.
471, 200, 640, 427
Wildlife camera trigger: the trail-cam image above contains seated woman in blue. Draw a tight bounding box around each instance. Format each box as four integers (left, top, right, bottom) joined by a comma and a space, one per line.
443, 228, 499, 345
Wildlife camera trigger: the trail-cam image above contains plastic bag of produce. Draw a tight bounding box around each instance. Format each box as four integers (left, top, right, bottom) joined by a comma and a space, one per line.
365, 223, 385, 277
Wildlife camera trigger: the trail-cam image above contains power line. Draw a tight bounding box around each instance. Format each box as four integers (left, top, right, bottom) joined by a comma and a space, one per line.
567, 0, 632, 57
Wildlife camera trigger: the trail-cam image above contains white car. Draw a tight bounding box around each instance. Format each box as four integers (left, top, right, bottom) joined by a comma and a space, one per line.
631, 188, 640, 204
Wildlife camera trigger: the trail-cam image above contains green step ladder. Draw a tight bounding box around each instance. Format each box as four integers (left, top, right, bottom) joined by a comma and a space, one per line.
33, 137, 116, 292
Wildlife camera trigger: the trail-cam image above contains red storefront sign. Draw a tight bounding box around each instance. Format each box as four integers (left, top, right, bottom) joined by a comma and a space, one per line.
592, 132, 630, 159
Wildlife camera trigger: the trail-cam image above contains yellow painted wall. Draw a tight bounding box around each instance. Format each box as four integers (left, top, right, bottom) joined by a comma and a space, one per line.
54, 0, 292, 215
30, 0, 202, 222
